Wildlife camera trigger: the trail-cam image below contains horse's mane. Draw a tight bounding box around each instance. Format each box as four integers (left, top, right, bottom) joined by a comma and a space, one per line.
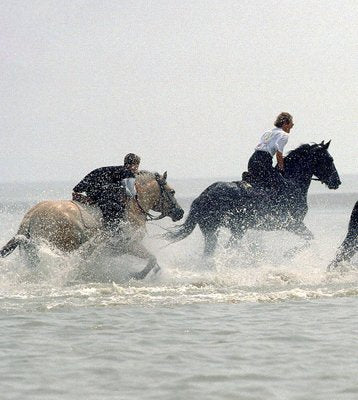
284, 143, 322, 175
285, 143, 317, 159
285, 143, 321, 163
136, 170, 158, 185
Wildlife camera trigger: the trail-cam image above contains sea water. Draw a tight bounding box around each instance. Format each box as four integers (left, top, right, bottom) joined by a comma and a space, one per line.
0, 177, 357, 400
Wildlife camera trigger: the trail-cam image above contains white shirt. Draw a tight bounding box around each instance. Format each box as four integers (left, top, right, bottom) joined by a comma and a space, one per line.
255, 127, 289, 157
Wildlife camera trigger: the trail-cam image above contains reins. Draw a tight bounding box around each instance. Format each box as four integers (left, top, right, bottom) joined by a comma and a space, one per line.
134, 173, 168, 221
135, 196, 164, 221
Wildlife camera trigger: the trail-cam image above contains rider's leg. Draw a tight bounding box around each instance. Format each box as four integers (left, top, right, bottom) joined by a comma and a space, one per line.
247, 150, 274, 186
97, 191, 126, 234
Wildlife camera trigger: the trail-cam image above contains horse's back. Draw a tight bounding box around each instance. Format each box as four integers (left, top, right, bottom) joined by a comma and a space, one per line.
197, 180, 254, 205
18, 200, 103, 252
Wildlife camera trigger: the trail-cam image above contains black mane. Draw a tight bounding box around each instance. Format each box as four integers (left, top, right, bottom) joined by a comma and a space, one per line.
284, 143, 319, 176
285, 143, 318, 161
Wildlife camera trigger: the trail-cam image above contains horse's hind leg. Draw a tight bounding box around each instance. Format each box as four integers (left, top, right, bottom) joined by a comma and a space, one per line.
226, 225, 245, 249
19, 240, 40, 269
202, 229, 218, 257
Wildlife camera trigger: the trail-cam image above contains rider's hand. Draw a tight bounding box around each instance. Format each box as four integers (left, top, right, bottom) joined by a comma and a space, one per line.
72, 192, 81, 201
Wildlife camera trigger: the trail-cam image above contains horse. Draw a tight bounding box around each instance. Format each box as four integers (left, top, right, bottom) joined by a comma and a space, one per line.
0, 171, 184, 280
328, 200, 358, 270
164, 141, 341, 257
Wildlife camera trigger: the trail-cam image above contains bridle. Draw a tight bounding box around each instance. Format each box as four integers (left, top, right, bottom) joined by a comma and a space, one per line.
135, 173, 173, 221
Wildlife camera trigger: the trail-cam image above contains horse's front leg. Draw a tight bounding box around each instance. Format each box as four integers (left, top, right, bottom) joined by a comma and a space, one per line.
284, 222, 314, 259
327, 233, 357, 271
126, 242, 160, 280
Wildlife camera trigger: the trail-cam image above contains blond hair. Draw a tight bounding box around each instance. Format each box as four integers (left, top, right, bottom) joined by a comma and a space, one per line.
274, 112, 293, 128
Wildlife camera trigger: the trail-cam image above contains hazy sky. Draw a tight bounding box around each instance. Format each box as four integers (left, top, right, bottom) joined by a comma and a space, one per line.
1, 0, 357, 183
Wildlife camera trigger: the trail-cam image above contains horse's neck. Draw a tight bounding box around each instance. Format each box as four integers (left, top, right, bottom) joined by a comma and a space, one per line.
127, 200, 147, 228
127, 179, 157, 227
284, 158, 313, 197
136, 181, 158, 211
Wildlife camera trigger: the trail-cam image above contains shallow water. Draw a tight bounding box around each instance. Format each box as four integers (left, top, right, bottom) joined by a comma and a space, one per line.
0, 179, 357, 399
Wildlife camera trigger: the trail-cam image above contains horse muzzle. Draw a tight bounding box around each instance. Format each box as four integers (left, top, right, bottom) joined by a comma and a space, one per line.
326, 172, 341, 190
324, 174, 342, 190
327, 182, 340, 190
169, 207, 184, 222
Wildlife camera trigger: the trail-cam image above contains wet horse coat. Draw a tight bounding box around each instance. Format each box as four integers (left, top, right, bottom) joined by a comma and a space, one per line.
0, 171, 184, 279
328, 200, 358, 270
165, 141, 341, 257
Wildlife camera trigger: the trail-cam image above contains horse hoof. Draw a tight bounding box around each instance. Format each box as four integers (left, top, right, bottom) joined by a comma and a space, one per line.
130, 271, 145, 280
284, 249, 295, 259
153, 265, 161, 275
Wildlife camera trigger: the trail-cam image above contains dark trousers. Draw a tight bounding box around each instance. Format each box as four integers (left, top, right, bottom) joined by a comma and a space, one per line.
247, 150, 287, 190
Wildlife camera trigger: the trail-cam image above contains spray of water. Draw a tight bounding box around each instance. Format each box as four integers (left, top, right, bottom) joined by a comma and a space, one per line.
0, 203, 357, 311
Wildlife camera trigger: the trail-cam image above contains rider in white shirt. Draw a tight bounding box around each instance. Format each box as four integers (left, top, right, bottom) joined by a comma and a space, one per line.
246, 112, 294, 190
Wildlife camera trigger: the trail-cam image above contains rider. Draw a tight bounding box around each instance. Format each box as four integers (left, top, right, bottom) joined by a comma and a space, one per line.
245, 112, 294, 192
72, 153, 141, 232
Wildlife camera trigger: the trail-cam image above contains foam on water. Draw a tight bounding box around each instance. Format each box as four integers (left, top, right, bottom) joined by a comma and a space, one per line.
0, 226, 357, 312
0, 182, 357, 312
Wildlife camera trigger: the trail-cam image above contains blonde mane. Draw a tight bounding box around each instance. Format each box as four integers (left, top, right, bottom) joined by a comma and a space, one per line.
136, 170, 158, 185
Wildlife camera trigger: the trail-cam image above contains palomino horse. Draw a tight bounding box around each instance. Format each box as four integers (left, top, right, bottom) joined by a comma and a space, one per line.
165, 141, 341, 257
0, 171, 184, 280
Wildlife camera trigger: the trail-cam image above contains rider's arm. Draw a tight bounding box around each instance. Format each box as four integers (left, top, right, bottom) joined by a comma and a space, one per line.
276, 151, 284, 171
275, 133, 288, 171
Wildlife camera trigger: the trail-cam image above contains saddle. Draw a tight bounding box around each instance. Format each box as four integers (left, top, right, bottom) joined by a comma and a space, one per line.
241, 171, 280, 202
242, 171, 261, 187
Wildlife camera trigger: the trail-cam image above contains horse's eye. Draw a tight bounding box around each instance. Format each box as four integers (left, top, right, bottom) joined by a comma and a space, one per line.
171, 190, 175, 195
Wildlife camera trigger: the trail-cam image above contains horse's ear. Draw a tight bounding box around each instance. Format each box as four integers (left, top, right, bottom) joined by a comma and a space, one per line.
323, 140, 331, 149
163, 171, 167, 181
319, 140, 325, 146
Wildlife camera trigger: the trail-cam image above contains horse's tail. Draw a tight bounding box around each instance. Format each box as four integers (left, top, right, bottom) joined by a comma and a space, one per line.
0, 235, 25, 258
163, 199, 200, 243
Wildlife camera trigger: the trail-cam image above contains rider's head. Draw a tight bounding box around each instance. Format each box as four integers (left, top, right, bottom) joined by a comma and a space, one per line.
124, 153, 141, 173
274, 112, 294, 133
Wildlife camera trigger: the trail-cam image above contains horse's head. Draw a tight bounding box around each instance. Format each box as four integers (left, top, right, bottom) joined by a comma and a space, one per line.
135, 171, 184, 222
285, 141, 341, 190
310, 141, 341, 189
152, 172, 184, 221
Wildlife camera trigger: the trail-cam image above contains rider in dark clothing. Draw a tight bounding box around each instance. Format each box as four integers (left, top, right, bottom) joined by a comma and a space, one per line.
72, 153, 141, 231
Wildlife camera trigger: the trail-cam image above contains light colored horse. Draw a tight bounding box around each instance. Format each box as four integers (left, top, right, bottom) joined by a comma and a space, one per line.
0, 171, 184, 280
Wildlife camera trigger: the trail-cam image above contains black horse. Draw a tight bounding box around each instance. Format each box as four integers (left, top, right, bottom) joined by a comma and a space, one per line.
165, 141, 341, 256
328, 201, 358, 270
